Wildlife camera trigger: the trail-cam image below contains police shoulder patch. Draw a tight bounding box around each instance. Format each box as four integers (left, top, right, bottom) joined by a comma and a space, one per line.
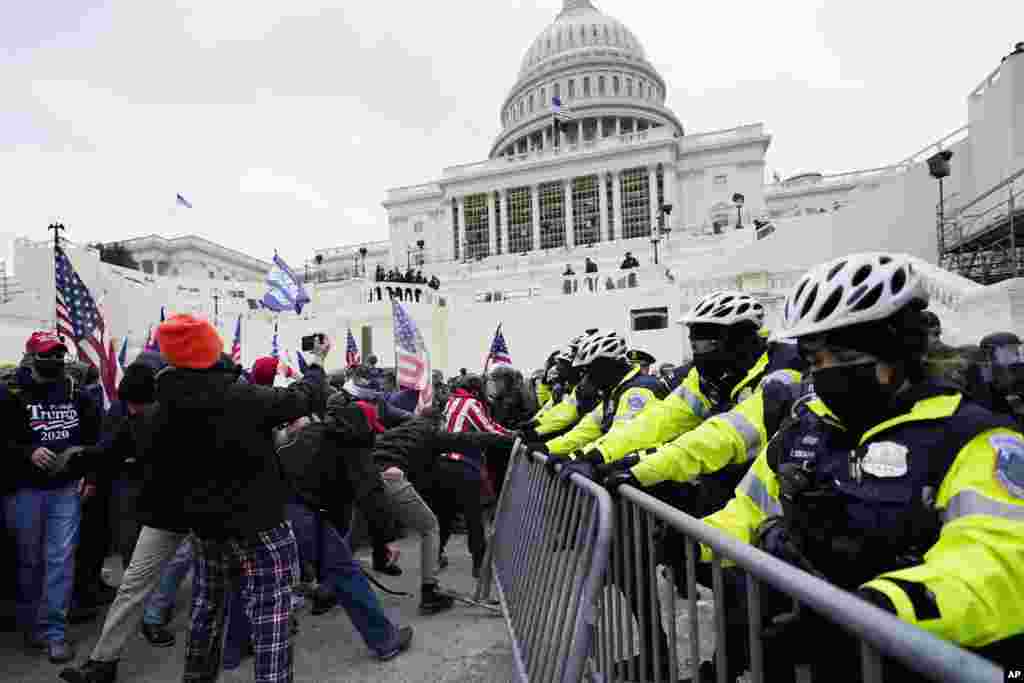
627, 393, 647, 412
991, 434, 1024, 499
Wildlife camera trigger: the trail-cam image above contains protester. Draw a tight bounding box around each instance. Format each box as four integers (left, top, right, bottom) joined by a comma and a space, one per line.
147, 315, 330, 682
2, 332, 102, 664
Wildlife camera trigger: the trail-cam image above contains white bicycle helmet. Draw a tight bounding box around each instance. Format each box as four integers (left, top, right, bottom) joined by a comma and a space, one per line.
573, 331, 628, 367
679, 291, 765, 327
772, 253, 928, 342
557, 331, 597, 363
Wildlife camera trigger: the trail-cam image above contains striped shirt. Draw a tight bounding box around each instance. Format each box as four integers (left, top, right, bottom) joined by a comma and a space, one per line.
443, 389, 511, 465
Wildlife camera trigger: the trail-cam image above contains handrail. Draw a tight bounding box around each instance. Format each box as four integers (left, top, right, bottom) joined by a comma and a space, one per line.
953, 166, 1024, 216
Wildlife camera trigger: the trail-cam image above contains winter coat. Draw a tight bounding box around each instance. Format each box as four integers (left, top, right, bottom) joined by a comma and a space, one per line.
146, 363, 327, 540
372, 415, 513, 490
277, 403, 400, 544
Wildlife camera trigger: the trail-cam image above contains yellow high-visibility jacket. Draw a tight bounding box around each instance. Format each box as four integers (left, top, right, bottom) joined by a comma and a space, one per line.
546, 367, 666, 456
627, 345, 805, 486
703, 390, 1024, 649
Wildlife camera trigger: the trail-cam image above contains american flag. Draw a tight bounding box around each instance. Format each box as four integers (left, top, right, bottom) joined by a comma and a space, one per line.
483, 323, 512, 375
55, 246, 121, 408
346, 327, 361, 368
392, 300, 433, 415
230, 314, 242, 364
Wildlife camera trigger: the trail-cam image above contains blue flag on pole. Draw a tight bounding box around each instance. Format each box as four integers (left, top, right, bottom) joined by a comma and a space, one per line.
271, 319, 280, 359
261, 254, 311, 314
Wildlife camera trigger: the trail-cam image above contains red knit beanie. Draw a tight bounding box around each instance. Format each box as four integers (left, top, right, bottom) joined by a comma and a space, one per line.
251, 356, 279, 386
156, 314, 223, 369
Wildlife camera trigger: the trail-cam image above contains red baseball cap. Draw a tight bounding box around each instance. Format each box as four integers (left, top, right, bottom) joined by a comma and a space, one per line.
26, 331, 68, 355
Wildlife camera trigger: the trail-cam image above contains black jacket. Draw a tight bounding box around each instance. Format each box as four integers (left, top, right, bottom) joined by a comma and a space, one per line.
372, 417, 513, 490
147, 364, 327, 540
277, 403, 400, 544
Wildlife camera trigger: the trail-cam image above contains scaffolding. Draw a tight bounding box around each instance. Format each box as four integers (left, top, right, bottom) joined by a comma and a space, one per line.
939, 167, 1024, 285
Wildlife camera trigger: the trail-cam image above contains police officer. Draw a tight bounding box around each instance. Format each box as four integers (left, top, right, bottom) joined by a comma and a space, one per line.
667, 252, 1024, 681
521, 332, 601, 442
586, 291, 805, 517
627, 349, 657, 375
973, 331, 1024, 428
529, 331, 667, 469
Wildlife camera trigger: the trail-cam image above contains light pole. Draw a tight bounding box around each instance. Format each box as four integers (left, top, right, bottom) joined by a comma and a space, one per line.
651, 203, 673, 265
927, 150, 953, 263
732, 193, 745, 229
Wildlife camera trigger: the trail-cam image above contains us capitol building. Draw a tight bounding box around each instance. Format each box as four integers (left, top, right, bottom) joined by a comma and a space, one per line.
4, 1, 1021, 374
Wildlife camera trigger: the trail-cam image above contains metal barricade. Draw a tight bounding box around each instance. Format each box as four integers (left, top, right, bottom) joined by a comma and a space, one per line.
476, 442, 614, 683
587, 484, 1005, 683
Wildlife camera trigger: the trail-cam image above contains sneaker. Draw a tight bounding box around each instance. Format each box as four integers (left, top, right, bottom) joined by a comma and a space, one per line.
310, 585, 338, 616
140, 623, 176, 648
418, 584, 455, 615
59, 659, 119, 683
24, 632, 47, 653
376, 625, 413, 661
48, 639, 76, 664
372, 561, 403, 576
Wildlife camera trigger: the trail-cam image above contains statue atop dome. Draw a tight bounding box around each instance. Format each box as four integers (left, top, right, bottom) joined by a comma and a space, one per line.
560, 0, 596, 15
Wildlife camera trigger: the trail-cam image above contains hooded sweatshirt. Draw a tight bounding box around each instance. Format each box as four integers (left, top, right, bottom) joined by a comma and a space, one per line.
1, 364, 101, 492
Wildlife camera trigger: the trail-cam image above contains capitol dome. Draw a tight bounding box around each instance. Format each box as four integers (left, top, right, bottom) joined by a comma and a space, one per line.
518, 0, 647, 79
491, 0, 683, 158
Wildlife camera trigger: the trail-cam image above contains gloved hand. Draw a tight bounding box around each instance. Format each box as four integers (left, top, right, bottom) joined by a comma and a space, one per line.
603, 468, 640, 492
558, 460, 595, 483
543, 452, 570, 476
754, 517, 819, 577
526, 441, 549, 456
857, 588, 897, 614
594, 453, 639, 481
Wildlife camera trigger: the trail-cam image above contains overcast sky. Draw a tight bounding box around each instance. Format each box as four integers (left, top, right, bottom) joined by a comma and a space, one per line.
3, 0, 1021, 269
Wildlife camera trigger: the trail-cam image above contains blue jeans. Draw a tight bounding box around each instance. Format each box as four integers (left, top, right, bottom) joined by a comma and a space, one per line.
285, 502, 398, 656
142, 536, 193, 626
3, 483, 82, 641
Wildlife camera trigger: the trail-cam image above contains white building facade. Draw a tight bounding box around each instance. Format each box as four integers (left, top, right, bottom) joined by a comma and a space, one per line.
117, 234, 272, 283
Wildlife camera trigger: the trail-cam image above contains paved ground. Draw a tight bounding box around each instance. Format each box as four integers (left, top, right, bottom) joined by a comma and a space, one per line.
1, 535, 514, 683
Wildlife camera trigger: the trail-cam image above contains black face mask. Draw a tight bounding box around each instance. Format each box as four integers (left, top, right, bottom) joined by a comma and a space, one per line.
812, 363, 898, 433
34, 358, 66, 381
693, 352, 735, 385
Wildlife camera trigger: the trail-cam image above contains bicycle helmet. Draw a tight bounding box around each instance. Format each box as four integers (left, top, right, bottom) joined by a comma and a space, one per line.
679, 291, 765, 327
572, 331, 628, 367
772, 253, 928, 342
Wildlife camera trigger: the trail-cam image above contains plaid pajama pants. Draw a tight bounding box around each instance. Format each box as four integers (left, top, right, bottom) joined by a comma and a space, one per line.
184, 522, 299, 683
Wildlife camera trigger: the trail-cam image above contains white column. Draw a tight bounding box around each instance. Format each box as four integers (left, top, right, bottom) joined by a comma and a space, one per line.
611, 170, 622, 241
577, 119, 583, 144
615, 117, 622, 136
457, 196, 467, 261
649, 166, 659, 237
501, 189, 511, 255
598, 172, 609, 242
487, 192, 497, 258
531, 185, 541, 252
564, 178, 575, 248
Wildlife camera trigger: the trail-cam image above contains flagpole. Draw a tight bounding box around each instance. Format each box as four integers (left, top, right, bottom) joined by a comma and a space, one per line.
48, 223, 66, 334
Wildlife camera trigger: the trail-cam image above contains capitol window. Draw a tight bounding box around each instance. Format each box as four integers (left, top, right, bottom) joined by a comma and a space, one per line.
414, 221, 424, 234
528, 94, 534, 112
631, 307, 669, 332
540, 87, 546, 105
620, 167, 652, 240
568, 79, 575, 99
626, 79, 633, 96
598, 76, 605, 95
554, 83, 561, 100
583, 77, 590, 97
613, 76, 620, 94
713, 174, 728, 186
538, 181, 566, 250
507, 187, 534, 253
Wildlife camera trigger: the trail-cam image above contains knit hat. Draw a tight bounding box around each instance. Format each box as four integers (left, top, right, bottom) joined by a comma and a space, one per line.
156, 314, 223, 369
119, 363, 156, 403
251, 356, 279, 386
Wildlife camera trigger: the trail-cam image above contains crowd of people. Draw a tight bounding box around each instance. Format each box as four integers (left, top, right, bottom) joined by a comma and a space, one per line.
373, 265, 440, 290
2, 249, 1023, 681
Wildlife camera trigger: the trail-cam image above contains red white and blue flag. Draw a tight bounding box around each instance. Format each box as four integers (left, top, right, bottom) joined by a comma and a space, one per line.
483, 323, 512, 375
230, 314, 242, 364
346, 327, 361, 368
392, 300, 433, 415
55, 246, 121, 408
